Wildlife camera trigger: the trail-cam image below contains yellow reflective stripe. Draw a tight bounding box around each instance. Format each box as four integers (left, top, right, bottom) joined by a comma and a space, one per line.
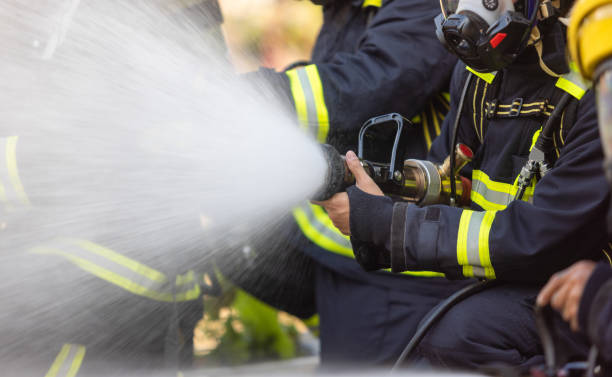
422, 112, 432, 149
479, 81, 489, 140
175, 270, 195, 286
466, 66, 497, 84
478, 211, 496, 279
470, 190, 507, 211
45, 344, 71, 377
45, 344, 86, 377
286, 66, 330, 143
555, 77, 587, 100
293, 206, 354, 258
65, 345, 86, 377
473, 170, 535, 197
294, 204, 444, 277
30, 240, 200, 302
555, 64, 590, 100
71, 239, 167, 284
430, 103, 441, 135
362, 0, 382, 7
472, 78, 480, 140
31, 247, 174, 301
0, 136, 30, 209
457, 211, 473, 277
471, 171, 535, 211
457, 210, 497, 278
286, 69, 309, 132
5, 136, 29, 206
304, 65, 330, 143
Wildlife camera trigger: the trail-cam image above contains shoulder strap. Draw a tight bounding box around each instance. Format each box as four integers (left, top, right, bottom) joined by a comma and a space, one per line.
550, 64, 591, 157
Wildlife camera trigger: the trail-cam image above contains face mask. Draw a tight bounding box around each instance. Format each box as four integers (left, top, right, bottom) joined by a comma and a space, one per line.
435, 0, 538, 72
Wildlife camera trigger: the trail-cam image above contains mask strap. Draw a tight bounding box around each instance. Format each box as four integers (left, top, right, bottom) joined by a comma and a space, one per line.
529, 26, 564, 77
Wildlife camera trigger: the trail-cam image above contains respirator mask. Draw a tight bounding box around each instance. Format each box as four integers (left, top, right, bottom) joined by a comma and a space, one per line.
435, 0, 540, 72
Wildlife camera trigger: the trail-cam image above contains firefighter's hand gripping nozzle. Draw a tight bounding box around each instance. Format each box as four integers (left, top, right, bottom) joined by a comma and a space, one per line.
312, 113, 474, 206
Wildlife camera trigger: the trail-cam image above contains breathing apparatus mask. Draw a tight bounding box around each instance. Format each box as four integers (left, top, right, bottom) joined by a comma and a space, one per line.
435, 0, 541, 72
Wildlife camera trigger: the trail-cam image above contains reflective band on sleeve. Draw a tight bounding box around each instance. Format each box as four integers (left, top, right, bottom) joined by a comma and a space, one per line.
30, 239, 200, 302
457, 210, 497, 279
466, 66, 497, 84
471, 170, 535, 211
285, 65, 330, 143
293, 203, 444, 277
293, 203, 353, 258
362, 0, 382, 7
45, 344, 86, 377
0, 136, 30, 209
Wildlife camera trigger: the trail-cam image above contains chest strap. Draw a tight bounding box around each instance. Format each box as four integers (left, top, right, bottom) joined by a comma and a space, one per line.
484, 98, 555, 119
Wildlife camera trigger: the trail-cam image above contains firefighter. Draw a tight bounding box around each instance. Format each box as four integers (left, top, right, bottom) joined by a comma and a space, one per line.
318, 0, 610, 369
218, 0, 470, 366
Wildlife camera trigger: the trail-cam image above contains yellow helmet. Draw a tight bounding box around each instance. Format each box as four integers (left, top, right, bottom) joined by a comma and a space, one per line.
568, 0, 612, 80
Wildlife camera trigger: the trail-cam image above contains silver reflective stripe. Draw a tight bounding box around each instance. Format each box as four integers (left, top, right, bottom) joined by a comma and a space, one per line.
472, 179, 514, 208
466, 211, 485, 268
31, 239, 199, 302
45, 344, 86, 377
296, 68, 320, 139
298, 203, 352, 249
0, 136, 30, 210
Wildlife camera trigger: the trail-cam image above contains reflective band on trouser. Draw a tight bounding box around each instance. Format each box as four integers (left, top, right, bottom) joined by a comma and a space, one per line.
556, 64, 590, 100
30, 238, 201, 302
471, 170, 535, 211
0, 136, 30, 210
293, 203, 444, 277
457, 210, 497, 279
45, 344, 86, 377
285, 65, 330, 143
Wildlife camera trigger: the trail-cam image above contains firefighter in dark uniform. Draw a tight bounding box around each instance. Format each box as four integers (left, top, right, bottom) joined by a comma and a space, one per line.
0, 1, 223, 375
318, 0, 611, 369
218, 0, 473, 366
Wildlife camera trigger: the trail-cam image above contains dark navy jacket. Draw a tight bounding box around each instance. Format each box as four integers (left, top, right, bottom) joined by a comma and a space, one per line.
254, 0, 457, 280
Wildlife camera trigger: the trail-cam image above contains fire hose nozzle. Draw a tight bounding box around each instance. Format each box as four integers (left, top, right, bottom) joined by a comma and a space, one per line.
313, 144, 474, 206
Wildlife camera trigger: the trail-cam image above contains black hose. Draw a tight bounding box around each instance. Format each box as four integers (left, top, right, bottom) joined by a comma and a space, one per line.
390, 279, 499, 372
449, 74, 474, 207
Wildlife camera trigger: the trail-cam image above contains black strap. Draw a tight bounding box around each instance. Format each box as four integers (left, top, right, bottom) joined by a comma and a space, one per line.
390, 202, 409, 273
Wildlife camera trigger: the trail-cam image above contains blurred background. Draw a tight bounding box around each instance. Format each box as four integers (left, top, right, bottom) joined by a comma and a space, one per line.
219, 0, 322, 72
193, 0, 322, 367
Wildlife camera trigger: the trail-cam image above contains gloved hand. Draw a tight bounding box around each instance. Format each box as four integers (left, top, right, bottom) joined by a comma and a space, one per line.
314, 150, 393, 270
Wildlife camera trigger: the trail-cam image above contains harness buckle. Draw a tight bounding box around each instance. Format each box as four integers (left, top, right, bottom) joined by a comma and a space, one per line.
485, 100, 498, 119
509, 98, 524, 118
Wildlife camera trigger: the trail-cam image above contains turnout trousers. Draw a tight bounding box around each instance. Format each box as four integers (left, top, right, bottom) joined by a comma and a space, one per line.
315, 265, 557, 370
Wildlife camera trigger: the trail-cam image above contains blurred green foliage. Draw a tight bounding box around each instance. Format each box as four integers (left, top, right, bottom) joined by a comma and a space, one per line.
195, 285, 303, 366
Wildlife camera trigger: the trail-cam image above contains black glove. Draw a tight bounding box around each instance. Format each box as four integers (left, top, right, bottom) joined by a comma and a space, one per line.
347, 185, 393, 271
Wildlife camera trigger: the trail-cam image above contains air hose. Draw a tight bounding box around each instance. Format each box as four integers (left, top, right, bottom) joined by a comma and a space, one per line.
391, 279, 500, 371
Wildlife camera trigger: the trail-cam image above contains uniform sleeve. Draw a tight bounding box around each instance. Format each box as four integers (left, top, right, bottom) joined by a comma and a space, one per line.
578, 263, 612, 362
254, 0, 457, 144
386, 90, 610, 281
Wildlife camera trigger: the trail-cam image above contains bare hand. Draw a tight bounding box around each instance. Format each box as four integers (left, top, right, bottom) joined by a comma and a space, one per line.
312, 150, 384, 235
536, 260, 597, 331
